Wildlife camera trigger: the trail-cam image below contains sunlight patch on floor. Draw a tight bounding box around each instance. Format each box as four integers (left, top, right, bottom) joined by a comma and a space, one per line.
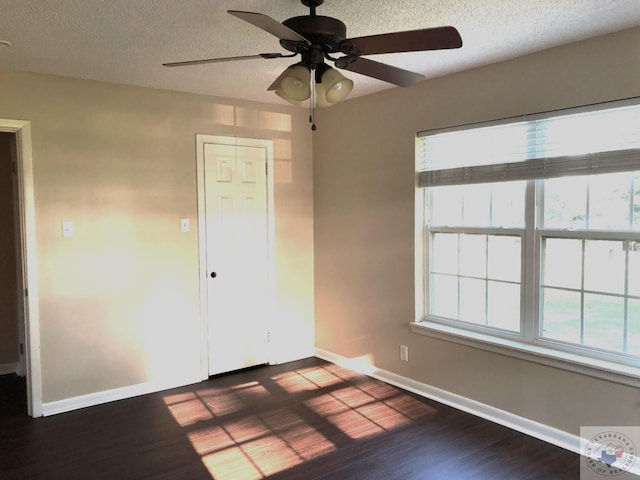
163, 363, 438, 479
304, 380, 438, 441
201, 445, 263, 480
272, 370, 321, 393
164, 392, 213, 427
188, 413, 335, 479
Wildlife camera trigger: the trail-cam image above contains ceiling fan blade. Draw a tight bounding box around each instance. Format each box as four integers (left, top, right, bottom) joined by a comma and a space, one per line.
163, 53, 286, 67
341, 57, 424, 87
346, 26, 462, 55
228, 10, 310, 44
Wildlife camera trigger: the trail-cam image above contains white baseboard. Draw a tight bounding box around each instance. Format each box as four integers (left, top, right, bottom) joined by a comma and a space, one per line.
40, 349, 315, 418
42, 374, 202, 417
315, 348, 580, 455
0, 362, 18, 375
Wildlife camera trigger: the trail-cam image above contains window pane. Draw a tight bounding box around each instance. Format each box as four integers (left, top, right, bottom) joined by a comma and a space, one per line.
430, 186, 462, 226
628, 299, 640, 356
543, 238, 582, 289
629, 244, 640, 296
584, 240, 625, 295
432, 233, 458, 274
544, 176, 588, 229
429, 182, 525, 228
488, 236, 521, 282
583, 293, 624, 353
491, 181, 526, 227
487, 281, 520, 331
459, 278, 486, 325
431, 274, 458, 319
462, 184, 491, 226
460, 234, 486, 278
588, 172, 632, 230
541, 287, 581, 344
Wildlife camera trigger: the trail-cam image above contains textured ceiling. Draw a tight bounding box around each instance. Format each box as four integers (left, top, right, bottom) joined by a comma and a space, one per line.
1, 0, 640, 106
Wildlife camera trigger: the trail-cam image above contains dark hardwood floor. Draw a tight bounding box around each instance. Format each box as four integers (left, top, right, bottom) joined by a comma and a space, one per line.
1, 357, 579, 479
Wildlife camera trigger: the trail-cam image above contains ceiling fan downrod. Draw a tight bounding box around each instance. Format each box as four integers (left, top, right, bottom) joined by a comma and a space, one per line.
301, 0, 324, 16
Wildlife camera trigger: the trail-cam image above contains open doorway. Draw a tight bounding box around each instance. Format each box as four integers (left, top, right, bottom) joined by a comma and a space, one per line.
0, 119, 41, 417
0, 131, 25, 411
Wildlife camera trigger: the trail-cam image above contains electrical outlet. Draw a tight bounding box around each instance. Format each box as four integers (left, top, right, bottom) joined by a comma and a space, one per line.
400, 345, 409, 362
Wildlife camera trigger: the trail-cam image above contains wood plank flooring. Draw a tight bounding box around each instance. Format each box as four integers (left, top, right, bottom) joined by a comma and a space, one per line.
1, 357, 579, 479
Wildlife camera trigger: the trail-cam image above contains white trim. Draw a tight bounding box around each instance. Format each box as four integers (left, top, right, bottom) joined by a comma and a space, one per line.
41, 375, 202, 417
410, 321, 640, 388
0, 119, 42, 417
196, 136, 208, 380
195, 135, 275, 379
314, 348, 580, 454
0, 362, 18, 375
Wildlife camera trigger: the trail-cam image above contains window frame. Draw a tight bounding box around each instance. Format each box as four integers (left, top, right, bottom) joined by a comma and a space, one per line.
413, 98, 640, 387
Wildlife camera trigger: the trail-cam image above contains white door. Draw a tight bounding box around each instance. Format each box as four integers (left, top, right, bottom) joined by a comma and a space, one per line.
202, 140, 270, 375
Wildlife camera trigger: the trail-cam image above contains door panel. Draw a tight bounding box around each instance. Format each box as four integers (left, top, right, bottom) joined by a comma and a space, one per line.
204, 143, 269, 375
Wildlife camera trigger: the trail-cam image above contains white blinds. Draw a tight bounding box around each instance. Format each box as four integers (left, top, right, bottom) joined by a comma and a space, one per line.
418, 99, 640, 187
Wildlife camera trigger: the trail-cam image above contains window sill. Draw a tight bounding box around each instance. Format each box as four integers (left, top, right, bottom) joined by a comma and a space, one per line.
410, 321, 640, 388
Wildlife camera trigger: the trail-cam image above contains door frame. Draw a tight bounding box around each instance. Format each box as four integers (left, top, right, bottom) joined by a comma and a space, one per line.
0, 119, 42, 417
195, 135, 275, 379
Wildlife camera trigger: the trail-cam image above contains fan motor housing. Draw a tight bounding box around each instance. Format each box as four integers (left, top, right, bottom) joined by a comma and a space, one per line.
281, 15, 346, 52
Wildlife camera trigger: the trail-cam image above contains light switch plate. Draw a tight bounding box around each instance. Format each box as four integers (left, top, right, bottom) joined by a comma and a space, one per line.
180, 217, 190, 233
62, 221, 73, 238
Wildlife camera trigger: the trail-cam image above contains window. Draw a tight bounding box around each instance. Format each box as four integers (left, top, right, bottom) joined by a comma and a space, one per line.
540, 172, 640, 356
415, 99, 640, 375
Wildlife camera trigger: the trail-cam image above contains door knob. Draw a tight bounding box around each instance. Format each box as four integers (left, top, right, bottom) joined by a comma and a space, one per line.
210, 272, 217, 278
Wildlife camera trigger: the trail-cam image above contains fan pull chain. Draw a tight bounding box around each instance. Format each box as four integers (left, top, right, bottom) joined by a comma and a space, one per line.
309, 70, 317, 131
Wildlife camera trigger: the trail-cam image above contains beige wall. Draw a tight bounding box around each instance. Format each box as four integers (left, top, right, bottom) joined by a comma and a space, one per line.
0, 132, 19, 366
0, 69, 314, 403
313, 26, 640, 435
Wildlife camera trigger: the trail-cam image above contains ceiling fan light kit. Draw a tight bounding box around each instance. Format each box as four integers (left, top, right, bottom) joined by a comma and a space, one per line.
317, 65, 354, 104
163, 0, 462, 110
273, 62, 353, 106
278, 64, 312, 101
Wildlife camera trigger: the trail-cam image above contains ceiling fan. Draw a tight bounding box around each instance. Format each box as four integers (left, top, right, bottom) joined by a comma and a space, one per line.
163, 0, 462, 108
